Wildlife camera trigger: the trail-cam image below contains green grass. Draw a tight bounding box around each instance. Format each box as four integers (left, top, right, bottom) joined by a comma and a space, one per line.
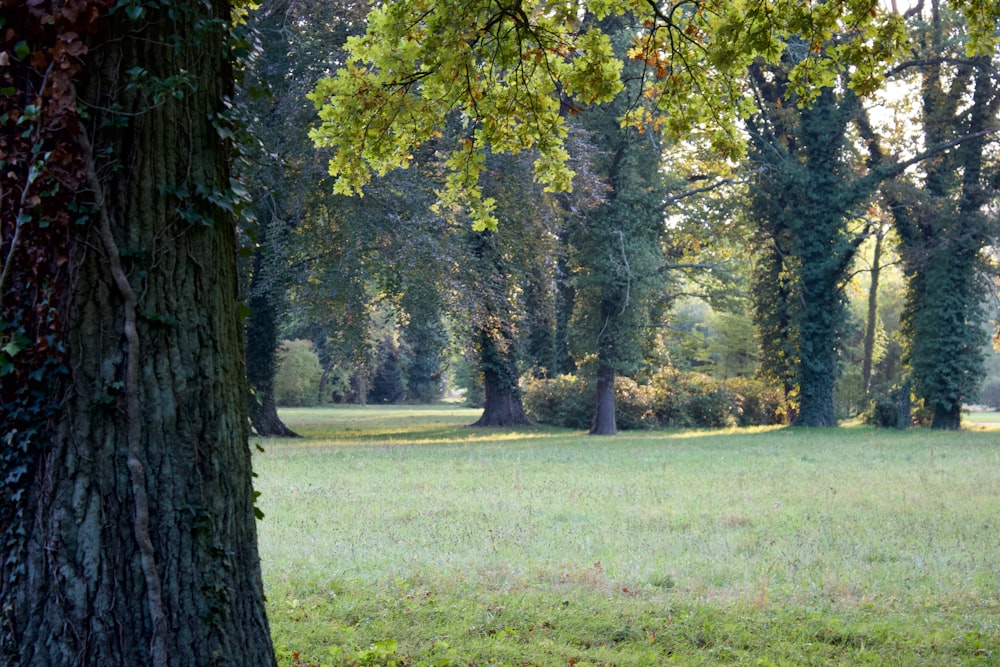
256, 406, 1000, 666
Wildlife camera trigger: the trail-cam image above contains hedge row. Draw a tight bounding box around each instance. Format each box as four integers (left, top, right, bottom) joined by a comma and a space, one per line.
522, 372, 787, 430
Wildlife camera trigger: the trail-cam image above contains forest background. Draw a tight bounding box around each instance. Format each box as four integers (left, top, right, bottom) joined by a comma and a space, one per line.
245, 0, 1000, 435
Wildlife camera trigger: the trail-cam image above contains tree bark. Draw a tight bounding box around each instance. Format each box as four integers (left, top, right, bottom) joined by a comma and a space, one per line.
590, 362, 618, 435
1, 2, 276, 664
470, 325, 530, 427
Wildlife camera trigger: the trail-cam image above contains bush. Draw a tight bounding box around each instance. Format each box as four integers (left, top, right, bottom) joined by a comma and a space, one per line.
613, 376, 658, 430
522, 374, 593, 429
724, 377, 787, 426
523, 371, 779, 430
647, 370, 733, 428
863, 382, 912, 428
274, 339, 323, 406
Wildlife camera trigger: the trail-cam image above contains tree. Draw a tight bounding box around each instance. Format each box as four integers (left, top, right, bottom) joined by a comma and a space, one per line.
746, 70, 877, 427
565, 17, 673, 435
1, 1, 275, 663
239, 0, 365, 434
246, 215, 300, 435
463, 222, 530, 427
400, 279, 449, 402
309, 0, 910, 229
859, 1, 999, 429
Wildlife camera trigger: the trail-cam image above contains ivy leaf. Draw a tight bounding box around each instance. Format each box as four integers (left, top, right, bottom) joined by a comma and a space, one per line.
14, 41, 29, 60
3, 338, 24, 359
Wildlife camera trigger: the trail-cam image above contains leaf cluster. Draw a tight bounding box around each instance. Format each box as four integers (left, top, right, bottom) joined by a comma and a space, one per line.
309, 0, 912, 227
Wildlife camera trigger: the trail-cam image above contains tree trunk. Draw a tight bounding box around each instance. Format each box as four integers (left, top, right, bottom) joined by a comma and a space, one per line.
1, 2, 276, 664
861, 228, 883, 399
470, 325, 529, 427
590, 362, 617, 435
246, 244, 298, 437
792, 284, 840, 428
931, 403, 962, 430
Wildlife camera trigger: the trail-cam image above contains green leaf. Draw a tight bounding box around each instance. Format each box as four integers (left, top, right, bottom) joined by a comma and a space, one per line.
2, 339, 24, 358
14, 41, 29, 60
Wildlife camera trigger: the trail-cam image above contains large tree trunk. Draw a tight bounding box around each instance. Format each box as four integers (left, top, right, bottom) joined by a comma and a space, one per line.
793, 284, 841, 428
470, 325, 530, 427
931, 402, 962, 430
1, 2, 276, 664
466, 230, 529, 427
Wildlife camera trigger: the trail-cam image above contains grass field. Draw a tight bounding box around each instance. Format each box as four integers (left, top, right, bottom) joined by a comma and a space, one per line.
255, 406, 1000, 666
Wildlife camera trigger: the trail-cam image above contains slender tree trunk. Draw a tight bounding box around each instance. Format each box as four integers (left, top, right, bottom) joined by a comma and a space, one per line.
861, 229, 883, 399
2, 3, 276, 663
590, 362, 617, 435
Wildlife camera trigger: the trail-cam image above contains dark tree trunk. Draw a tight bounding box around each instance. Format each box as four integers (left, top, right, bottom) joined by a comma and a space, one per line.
470, 325, 530, 427
590, 362, 617, 435
1, 2, 276, 664
932, 402, 962, 430
894, 17, 997, 429
793, 278, 841, 428
246, 243, 298, 437
793, 365, 838, 427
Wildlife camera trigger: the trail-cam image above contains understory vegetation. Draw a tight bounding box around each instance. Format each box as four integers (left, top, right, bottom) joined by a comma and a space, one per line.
522, 372, 786, 430
257, 406, 1000, 666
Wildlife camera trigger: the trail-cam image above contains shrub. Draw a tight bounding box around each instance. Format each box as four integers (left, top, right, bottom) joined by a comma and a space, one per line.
524, 371, 756, 430
522, 374, 593, 429
648, 370, 734, 428
863, 382, 913, 428
724, 377, 787, 426
613, 376, 658, 430
274, 339, 323, 407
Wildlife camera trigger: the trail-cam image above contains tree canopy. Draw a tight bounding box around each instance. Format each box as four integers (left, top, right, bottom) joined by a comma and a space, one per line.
309, 0, 917, 228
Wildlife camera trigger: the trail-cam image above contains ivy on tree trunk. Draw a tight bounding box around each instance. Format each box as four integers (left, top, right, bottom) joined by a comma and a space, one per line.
0, 1, 276, 663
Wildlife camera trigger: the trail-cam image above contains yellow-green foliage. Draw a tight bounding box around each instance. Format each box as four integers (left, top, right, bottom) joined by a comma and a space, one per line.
308, 0, 911, 228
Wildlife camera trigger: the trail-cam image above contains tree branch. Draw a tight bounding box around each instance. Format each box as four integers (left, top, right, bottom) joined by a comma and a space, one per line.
659, 176, 745, 212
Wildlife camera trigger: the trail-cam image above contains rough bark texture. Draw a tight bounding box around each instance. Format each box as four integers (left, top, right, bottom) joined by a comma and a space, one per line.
2, 2, 276, 664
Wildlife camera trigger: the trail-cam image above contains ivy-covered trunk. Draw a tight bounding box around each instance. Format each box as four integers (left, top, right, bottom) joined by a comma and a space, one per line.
748, 78, 866, 428
246, 241, 299, 437
471, 323, 529, 427
894, 7, 997, 429
1, 1, 276, 664
794, 287, 841, 427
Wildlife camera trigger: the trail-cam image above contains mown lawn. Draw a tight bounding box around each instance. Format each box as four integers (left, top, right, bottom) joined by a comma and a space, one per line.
255, 406, 1000, 666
